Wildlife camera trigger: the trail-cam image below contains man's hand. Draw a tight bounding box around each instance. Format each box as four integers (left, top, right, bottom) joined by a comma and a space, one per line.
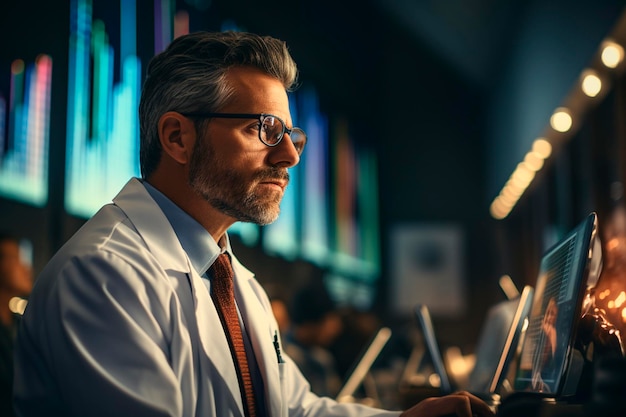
399, 391, 496, 417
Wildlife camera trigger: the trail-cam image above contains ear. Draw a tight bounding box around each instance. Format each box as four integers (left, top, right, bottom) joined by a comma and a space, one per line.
157, 111, 196, 164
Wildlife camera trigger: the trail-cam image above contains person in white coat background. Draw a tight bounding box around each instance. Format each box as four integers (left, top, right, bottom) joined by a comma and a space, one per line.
13, 31, 494, 417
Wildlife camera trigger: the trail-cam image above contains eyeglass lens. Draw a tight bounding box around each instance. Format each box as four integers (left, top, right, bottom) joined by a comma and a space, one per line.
261, 116, 306, 154
261, 116, 283, 145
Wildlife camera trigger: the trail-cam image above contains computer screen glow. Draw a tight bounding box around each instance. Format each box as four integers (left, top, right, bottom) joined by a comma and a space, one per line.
65, 0, 142, 217
0, 56, 52, 206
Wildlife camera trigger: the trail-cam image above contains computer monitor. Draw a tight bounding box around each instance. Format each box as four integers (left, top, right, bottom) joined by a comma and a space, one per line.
513, 212, 598, 397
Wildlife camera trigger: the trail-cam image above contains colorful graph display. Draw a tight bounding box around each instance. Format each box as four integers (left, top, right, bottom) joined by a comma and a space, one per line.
332, 119, 380, 279
299, 87, 330, 266
64, 0, 142, 217
0, 56, 52, 206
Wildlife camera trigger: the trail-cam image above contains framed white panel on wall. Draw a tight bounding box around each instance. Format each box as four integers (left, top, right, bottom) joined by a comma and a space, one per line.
390, 224, 466, 317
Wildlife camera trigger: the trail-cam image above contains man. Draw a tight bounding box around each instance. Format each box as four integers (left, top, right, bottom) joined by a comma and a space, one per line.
14, 31, 493, 417
0, 233, 32, 417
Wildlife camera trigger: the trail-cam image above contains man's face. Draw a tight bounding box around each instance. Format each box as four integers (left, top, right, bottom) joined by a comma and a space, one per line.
0, 239, 32, 296
188, 67, 300, 225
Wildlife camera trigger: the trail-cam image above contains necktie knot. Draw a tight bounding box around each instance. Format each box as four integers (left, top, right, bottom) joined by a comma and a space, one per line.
210, 253, 235, 305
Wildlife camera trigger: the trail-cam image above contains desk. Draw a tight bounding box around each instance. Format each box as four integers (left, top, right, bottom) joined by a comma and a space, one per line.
399, 387, 588, 417
496, 394, 585, 417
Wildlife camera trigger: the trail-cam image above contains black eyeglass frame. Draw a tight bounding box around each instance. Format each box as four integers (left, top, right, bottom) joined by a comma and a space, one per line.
180, 112, 307, 154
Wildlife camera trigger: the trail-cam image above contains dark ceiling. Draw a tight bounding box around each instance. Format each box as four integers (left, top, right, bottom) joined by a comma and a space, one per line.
371, 0, 528, 87
211, 0, 528, 91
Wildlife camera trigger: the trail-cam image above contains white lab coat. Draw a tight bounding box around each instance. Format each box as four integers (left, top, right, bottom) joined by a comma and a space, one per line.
14, 178, 401, 417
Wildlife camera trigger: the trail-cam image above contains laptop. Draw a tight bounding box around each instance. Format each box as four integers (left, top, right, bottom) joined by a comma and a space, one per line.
414, 284, 534, 401
335, 327, 393, 404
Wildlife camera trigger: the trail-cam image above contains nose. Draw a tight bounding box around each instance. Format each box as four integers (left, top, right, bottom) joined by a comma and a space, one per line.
267, 133, 300, 168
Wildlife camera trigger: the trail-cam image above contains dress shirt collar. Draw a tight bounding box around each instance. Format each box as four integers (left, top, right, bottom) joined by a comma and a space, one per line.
142, 180, 232, 275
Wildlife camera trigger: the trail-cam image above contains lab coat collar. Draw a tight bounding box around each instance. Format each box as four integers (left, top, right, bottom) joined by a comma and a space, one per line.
112, 178, 191, 273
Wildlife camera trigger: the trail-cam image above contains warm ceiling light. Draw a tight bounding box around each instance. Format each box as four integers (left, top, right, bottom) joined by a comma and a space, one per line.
514, 162, 534, 178
601, 40, 624, 68
532, 138, 552, 159
490, 201, 508, 220
504, 183, 524, 198
498, 192, 517, 206
581, 70, 602, 97
550, 108, 572, 132
502, 185, 519, 199
524, 151, 544, 171
511, 168, 534, 188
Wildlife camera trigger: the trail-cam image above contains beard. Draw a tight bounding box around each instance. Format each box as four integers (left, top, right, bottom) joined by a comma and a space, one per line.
188, 136, 289, 225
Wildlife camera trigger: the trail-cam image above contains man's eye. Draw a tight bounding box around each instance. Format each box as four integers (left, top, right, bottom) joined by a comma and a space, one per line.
247, 121, 262, 132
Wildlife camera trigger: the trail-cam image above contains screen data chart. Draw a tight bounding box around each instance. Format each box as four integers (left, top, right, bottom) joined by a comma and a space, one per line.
0, 56, 52, 207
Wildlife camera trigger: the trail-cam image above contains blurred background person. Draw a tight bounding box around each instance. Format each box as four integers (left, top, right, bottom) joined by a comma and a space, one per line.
264, 283, 292, 337
284, 280, 344, 398
0, 232, 33, 417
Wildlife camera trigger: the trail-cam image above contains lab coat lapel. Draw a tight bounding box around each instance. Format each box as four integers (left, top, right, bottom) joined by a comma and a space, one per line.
113, 178, 188, 271
187, 265, 245, 412
232, 261, 283, 417
114, 178, 244, 413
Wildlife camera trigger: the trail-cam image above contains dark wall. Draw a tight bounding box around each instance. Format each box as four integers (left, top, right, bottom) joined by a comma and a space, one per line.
374, 19, 496, 343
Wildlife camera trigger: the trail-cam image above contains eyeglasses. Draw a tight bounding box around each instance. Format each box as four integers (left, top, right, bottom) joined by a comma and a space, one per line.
181, 112, 307, 155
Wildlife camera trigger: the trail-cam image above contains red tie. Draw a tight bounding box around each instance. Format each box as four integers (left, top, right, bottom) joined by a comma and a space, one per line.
210, 253, 257, 417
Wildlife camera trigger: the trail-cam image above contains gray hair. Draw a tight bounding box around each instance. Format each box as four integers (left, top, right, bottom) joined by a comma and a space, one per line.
138, 31, 299, 178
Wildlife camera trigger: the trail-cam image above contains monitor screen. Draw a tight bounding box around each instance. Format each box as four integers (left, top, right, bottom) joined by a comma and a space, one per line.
468, 285, 534, 395
513, 212, 597, 396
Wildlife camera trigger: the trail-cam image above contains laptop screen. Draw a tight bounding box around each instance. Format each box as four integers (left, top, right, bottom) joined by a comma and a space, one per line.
415, 286, 533, 397
468, 285, 534, 395
513, 212, 597, 396
414, 304, 454, 394
335, 327, 392, 403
